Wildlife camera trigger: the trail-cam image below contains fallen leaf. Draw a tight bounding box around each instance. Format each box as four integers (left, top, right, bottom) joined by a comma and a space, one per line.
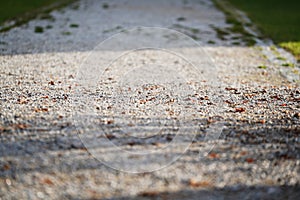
188, 179, 212, 188
246, 158, 254, 163
168, 110, 175, 115
14, 124, 28, 129
139, 99, 146, 104
105, 134, 115, 139
235, 107, 246, 113
42, 178, 53, 185
3, 164, 10, 170
34, 108, 48, 112
17, 97, 27, 104
127, 142, 136, 146
208, 152, 219, 159
225, 87, 237, 91
105, 120, 114, 124
224, 100, 233, 104
151, 142, 163, 147
279, 153, 294, 160
139, 191, 159, 197
207, 118, 215, 124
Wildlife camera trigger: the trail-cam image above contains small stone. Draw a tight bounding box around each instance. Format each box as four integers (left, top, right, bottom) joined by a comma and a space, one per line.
5, 179, 11, 186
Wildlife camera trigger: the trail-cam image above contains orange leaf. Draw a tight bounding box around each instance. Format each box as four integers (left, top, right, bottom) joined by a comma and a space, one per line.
42, 178, 53, 185
188, 179, 212, 188
208, 152, 219, 159
235, 107, 246, 113
3, 164, 10, 171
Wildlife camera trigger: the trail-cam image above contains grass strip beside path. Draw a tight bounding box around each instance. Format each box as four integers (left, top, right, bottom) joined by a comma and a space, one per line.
226, 0, 300, 61
0, 0, 76, 32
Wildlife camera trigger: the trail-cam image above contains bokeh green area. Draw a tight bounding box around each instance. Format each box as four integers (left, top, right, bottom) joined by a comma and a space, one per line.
0, 0, 60, 23
227, 0, 300, 61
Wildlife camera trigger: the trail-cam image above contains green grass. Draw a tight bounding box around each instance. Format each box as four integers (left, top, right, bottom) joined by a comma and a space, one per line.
0, 0, 76, 32
282, 62, 295, 68
280, 42, 300, 61
212, 0, 256, 46
34, 26, 44, 33
258, 65, 267, 69
0, 0, 61, 23
226, 0, 300, 61
70, 23, 79, 28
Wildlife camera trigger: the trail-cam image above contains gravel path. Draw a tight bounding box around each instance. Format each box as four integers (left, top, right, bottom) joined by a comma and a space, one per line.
0, 0, 299, 199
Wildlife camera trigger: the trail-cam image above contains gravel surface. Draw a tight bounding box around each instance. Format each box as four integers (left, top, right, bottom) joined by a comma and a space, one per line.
0, 0, 299, 199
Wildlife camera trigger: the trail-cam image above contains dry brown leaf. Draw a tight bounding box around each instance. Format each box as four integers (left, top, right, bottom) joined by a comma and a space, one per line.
139, 99, 146, 104
42, 178, 54, 185
105, 134, 115, 140
235, 107, 246, 113
139, 191, 159, 197
17, 97, 27, 104
105, 120, 114, 125
34, 108, 49, 112
151, 142, 163, 147
127, 142, 136, 146
208, 152, 220, 159
3, 164, 10, 171
188, 179, 212, 188
14, 124, 28, 129
225, 87, 237, 91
